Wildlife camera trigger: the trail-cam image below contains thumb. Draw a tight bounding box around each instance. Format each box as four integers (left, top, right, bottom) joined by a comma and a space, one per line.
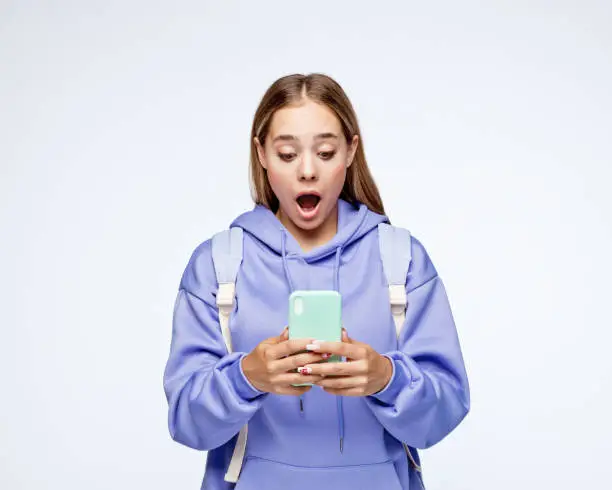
262, 327, 288, 345
342, 327, 361, 345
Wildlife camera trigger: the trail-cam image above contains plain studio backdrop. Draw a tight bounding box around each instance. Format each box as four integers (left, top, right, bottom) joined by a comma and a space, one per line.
1, 1, 611, 489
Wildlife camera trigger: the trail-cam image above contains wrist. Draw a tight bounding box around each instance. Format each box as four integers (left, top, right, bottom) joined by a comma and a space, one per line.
238, 353, 267, 397
374, 355, 393, 394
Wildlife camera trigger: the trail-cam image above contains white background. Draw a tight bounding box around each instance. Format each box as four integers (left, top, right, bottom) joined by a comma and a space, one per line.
1, 1, 611, 489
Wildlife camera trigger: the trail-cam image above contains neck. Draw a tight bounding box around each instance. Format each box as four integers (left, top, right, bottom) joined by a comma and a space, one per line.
277, 203, 338, 253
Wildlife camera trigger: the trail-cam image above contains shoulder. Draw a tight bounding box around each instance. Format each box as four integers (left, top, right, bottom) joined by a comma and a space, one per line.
178, 237, 215, 294
407, 233, 439, 292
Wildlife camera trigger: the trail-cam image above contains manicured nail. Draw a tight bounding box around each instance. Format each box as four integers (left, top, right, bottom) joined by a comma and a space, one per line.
298, 367, 312, 374
322, 353, 331, 359
306, 342, 322, 351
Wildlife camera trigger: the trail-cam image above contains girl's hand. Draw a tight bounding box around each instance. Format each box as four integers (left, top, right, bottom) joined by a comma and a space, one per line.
241, 327, 327, 396
298, 328, 393, 397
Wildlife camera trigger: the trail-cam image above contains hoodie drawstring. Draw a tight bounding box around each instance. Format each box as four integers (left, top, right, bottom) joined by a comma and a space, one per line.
333, 246, 345, 453
281, 230, 346, 453
281, 231, 296, 292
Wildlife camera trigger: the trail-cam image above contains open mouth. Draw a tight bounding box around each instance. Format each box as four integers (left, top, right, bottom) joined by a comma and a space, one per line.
296, 193, 321, 211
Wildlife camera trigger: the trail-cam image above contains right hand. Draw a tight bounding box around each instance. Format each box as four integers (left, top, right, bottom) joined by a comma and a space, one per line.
241, 327, 327, 395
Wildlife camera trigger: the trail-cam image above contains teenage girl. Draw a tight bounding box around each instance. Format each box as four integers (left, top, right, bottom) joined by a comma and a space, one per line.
163, 73, 470, 490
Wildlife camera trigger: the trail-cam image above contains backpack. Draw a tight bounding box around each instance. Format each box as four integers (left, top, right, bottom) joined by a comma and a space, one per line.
211, 223, 425, 489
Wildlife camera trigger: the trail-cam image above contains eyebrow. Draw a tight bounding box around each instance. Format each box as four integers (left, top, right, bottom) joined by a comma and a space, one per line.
272, 132, 339, 143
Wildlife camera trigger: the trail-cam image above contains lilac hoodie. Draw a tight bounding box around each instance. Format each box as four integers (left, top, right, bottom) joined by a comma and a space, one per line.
163, 199, 470, 490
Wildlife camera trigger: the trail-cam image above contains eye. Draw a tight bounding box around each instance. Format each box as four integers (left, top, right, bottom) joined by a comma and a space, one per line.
319, 151, 336, 160
277, 152, 296, 162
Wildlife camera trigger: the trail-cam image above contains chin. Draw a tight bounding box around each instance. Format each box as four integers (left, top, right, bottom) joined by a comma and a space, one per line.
286, 208, 328, 233
297, 218, 325, 232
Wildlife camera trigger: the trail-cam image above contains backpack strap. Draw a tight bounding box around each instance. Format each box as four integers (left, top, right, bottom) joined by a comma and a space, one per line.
210, 227, 248, 483
377, 223, 412, 336
211, 227, 243, 354
377, 223, 423, 475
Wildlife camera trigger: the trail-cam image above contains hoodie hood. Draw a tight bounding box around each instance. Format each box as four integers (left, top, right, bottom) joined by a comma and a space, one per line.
231, 198, 388, 261
230, 198, 389, 452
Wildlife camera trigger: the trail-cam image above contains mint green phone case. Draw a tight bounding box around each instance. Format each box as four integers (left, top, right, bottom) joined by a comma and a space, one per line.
288, 290, 342, 387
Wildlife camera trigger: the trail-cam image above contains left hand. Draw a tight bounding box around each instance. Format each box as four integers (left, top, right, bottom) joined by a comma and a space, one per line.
298, 328, 393, 397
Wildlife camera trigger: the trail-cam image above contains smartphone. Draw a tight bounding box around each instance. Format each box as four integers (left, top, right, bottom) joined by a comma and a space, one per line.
288, 290, 342, 387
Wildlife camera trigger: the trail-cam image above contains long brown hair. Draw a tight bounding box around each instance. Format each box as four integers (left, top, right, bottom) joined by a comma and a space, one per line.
249, 73, 386, 216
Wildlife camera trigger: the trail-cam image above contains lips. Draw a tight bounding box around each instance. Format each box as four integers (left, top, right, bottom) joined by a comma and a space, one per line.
296, 192, 321, 211
295, 191, 322, 221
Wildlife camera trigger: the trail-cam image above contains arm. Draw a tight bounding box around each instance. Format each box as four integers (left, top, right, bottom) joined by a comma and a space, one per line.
163, 240, 268, 451
364, 236, 471, 449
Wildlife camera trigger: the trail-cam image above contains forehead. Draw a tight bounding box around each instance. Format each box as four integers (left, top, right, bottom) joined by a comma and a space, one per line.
268, 99, 342, 142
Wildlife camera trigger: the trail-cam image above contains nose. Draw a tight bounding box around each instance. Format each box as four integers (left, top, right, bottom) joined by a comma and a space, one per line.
298, 154, 318, 181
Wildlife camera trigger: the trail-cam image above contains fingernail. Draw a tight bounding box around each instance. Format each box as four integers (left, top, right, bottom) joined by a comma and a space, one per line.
322, 353, 331, 359
297, 367, 312, 374
306, 342, 322, 351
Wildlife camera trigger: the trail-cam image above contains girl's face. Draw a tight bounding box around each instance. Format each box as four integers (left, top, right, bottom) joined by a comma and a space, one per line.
255, 98, 358, 234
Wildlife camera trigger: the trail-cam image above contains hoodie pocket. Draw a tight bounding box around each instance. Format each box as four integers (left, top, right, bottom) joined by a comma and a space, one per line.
235, 455, 403, 490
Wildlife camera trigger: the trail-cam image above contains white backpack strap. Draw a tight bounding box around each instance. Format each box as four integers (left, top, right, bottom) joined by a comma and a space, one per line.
211, 227, 243, 354
224, 426, 249, 483
210, 227, 248, 483
377, 224, 422, 474
377, 223, 412, 337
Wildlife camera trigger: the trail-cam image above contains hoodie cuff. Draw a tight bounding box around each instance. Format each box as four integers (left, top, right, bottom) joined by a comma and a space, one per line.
225, 353, 268, 401
369, 353, 403, 405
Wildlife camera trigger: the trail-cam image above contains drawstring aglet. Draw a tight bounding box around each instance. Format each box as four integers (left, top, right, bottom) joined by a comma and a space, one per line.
340, 437, 343, 453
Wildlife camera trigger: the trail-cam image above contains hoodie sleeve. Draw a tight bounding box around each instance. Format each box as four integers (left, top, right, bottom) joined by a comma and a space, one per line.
364, 236, 470, 449
163, 239, 269, 451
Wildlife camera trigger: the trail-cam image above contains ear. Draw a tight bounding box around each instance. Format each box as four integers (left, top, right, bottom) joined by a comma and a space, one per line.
254, 136, 268, 170
346, 134, 359, 168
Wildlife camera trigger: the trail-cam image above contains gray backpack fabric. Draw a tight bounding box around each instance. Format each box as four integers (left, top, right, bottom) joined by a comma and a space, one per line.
210, 223, 424, 489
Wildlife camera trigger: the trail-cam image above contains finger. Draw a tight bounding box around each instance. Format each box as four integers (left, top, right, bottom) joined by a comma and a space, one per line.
342, 328, 367, 347
300, 359, 366, 377
303, 340, 366, 360
340, 330, 365, 360
270, 352, 327, 373
322, 386, 364, 397
273, 372, 325, 385
316, 375, 366, 390
261, 328, 290, 346
267, 337, 319, 360
272, 373, 322, 391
